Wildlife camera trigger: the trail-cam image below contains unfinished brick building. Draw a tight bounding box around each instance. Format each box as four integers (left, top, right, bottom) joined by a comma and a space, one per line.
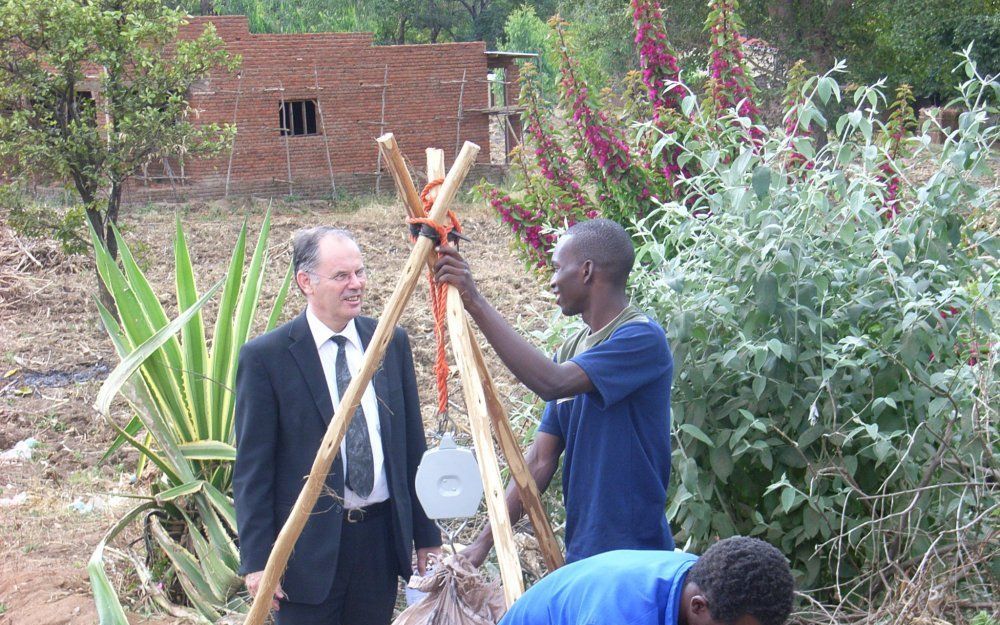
128, 16, 525, 203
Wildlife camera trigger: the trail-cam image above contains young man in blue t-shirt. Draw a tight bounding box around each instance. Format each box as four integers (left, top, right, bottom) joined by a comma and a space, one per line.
500, 537, 794, 625
434, 218, 675, 565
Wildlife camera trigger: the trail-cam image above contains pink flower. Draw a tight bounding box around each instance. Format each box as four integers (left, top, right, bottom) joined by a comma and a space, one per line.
706, 0, 761, 146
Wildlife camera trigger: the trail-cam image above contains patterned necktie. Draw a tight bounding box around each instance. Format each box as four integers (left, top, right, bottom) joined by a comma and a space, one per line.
330, 335, 374, 497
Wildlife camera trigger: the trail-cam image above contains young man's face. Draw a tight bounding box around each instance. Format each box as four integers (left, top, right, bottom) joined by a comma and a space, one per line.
549, 235, 588, 317
298, 235, 367, 331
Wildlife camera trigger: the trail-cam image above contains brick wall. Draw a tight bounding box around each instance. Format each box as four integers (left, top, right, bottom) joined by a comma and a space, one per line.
126, 16, 498, 203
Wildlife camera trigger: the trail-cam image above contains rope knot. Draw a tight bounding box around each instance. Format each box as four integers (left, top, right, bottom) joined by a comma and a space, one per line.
409, 178, 471, 419
407, 178, 469, 248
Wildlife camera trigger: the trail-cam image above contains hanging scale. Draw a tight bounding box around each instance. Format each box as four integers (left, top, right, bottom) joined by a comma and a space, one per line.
414, 430, 484, 553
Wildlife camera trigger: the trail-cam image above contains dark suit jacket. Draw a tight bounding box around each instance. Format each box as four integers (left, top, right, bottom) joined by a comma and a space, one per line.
233, 312, 441, 605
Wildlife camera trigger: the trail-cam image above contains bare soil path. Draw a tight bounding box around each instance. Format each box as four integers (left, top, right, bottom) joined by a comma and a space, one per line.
0, 197, 547, 625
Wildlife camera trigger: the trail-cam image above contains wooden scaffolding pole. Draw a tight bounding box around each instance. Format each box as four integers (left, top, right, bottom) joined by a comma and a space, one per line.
241, 141, 482, 625
378, 134, 564, 575
313, 65, 337, 197
224, 72, 242, 198
454, 69, 467, 158
429, 146, 563, 574
277, 80, 293, 196
374, 65, 389, 194
446, 286, 524, 606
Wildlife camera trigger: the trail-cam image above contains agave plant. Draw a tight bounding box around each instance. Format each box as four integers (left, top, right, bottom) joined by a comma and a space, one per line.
88, 212, 293, 623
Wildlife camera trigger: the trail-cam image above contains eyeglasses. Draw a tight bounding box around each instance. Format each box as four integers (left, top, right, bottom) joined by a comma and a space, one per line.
307, 268, 367, 284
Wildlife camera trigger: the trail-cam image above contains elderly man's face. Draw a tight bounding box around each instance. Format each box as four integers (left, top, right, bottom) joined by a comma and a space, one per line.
298, 235, 367, 332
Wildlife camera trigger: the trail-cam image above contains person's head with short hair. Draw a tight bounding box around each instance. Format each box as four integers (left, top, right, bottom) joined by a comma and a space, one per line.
682, 537, 795, 625
550, 218, 635, 319
561, 218, 635, 286
292, 227, 366, 332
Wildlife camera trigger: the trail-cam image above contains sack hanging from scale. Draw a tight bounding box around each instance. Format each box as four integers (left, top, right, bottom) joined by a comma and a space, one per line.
392, 553, 506, 625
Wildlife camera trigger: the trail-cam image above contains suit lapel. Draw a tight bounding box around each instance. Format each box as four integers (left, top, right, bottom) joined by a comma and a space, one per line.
287, 312, 335, 426
357, 317, 393, 455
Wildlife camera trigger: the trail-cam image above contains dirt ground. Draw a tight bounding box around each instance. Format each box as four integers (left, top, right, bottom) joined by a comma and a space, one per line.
0, 196, 550, 625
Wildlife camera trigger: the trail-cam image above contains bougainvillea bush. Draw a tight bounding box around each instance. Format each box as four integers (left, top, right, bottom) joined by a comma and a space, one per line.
485, 0, 998, 618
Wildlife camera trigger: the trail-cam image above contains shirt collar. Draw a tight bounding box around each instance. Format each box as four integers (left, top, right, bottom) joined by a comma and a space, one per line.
305, 306, 361, 351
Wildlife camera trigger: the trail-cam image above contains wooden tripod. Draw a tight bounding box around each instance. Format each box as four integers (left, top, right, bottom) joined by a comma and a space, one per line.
242, 136, 561, 625
379, 135, 564, 603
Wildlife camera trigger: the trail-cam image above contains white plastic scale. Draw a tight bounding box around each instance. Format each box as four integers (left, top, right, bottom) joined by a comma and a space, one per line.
414, 432, 485, 551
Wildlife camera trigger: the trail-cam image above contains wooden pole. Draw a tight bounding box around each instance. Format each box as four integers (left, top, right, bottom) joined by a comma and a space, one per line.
426, 147, 445, 182
425, 150, 522, 605
426, 148, 564, 575
445, 286, 524, 607
224, 71, 242, 198
454, 69, 467, 158
241, 140, 481, 625
375, 65, 389, 195
377, 134, 563, 573
376, 134, 422, 215
277, 80, 293, 196
313, 64, 337, 197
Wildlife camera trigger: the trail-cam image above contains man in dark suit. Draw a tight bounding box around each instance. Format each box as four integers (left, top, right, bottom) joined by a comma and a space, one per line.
233, 227, 441, 625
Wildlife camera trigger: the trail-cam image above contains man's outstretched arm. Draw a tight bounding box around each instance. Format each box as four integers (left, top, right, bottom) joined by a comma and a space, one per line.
461, 431, 564, 567
433, 245, 592, 401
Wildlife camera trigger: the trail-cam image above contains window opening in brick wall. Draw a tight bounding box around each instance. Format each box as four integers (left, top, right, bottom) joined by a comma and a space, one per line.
279, 100, 318, 136
73, 91, 96, 125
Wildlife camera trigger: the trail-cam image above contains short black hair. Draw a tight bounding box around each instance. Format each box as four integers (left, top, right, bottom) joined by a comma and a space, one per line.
563, 218, 634, 286
688, 537, 795, 625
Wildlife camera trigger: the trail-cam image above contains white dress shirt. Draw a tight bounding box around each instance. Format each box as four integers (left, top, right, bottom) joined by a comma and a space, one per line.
306, 307, 389, 508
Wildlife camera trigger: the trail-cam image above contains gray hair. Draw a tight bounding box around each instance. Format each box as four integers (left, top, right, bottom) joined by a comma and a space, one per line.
292, 227, 356, 275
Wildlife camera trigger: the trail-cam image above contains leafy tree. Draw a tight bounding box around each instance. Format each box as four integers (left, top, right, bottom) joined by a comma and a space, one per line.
415, 0, 466, 43
558, 0, 635, 87
498, 5, 558, 97
0, 0, 237, 308
687, 0, 1000, 102
187, 0, 558, 45
380, 0, 466, 44
181, 0, 998, 99
848, 0, 999, 102
545, 0, 998, 107
210, 0, 383, 34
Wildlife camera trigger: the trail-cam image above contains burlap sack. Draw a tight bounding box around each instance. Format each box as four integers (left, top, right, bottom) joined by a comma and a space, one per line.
392, 553, 507, 625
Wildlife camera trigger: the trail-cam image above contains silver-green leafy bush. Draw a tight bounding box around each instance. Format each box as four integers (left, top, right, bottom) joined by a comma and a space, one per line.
628, 55, 997, 616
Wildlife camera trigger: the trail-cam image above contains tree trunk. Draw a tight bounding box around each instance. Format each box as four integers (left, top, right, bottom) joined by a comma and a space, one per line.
86, 206, 117, 317
395, 15, 407, 44
105, 184, 121, 261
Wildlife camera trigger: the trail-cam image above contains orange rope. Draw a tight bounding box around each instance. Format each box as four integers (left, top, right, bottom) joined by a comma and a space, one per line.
408, 178, 463, 417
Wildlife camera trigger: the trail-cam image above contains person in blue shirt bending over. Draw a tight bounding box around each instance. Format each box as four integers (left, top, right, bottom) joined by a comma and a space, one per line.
501, 536, 795, 625
433, 218, 675, 565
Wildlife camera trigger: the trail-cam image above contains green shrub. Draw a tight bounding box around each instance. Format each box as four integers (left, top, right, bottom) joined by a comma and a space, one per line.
89, 213, 292, 623
635, 60, 996, 611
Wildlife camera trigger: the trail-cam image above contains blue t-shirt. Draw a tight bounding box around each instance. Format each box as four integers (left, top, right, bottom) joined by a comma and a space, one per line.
500, 550, 697, 625
539, 319, 675, 562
